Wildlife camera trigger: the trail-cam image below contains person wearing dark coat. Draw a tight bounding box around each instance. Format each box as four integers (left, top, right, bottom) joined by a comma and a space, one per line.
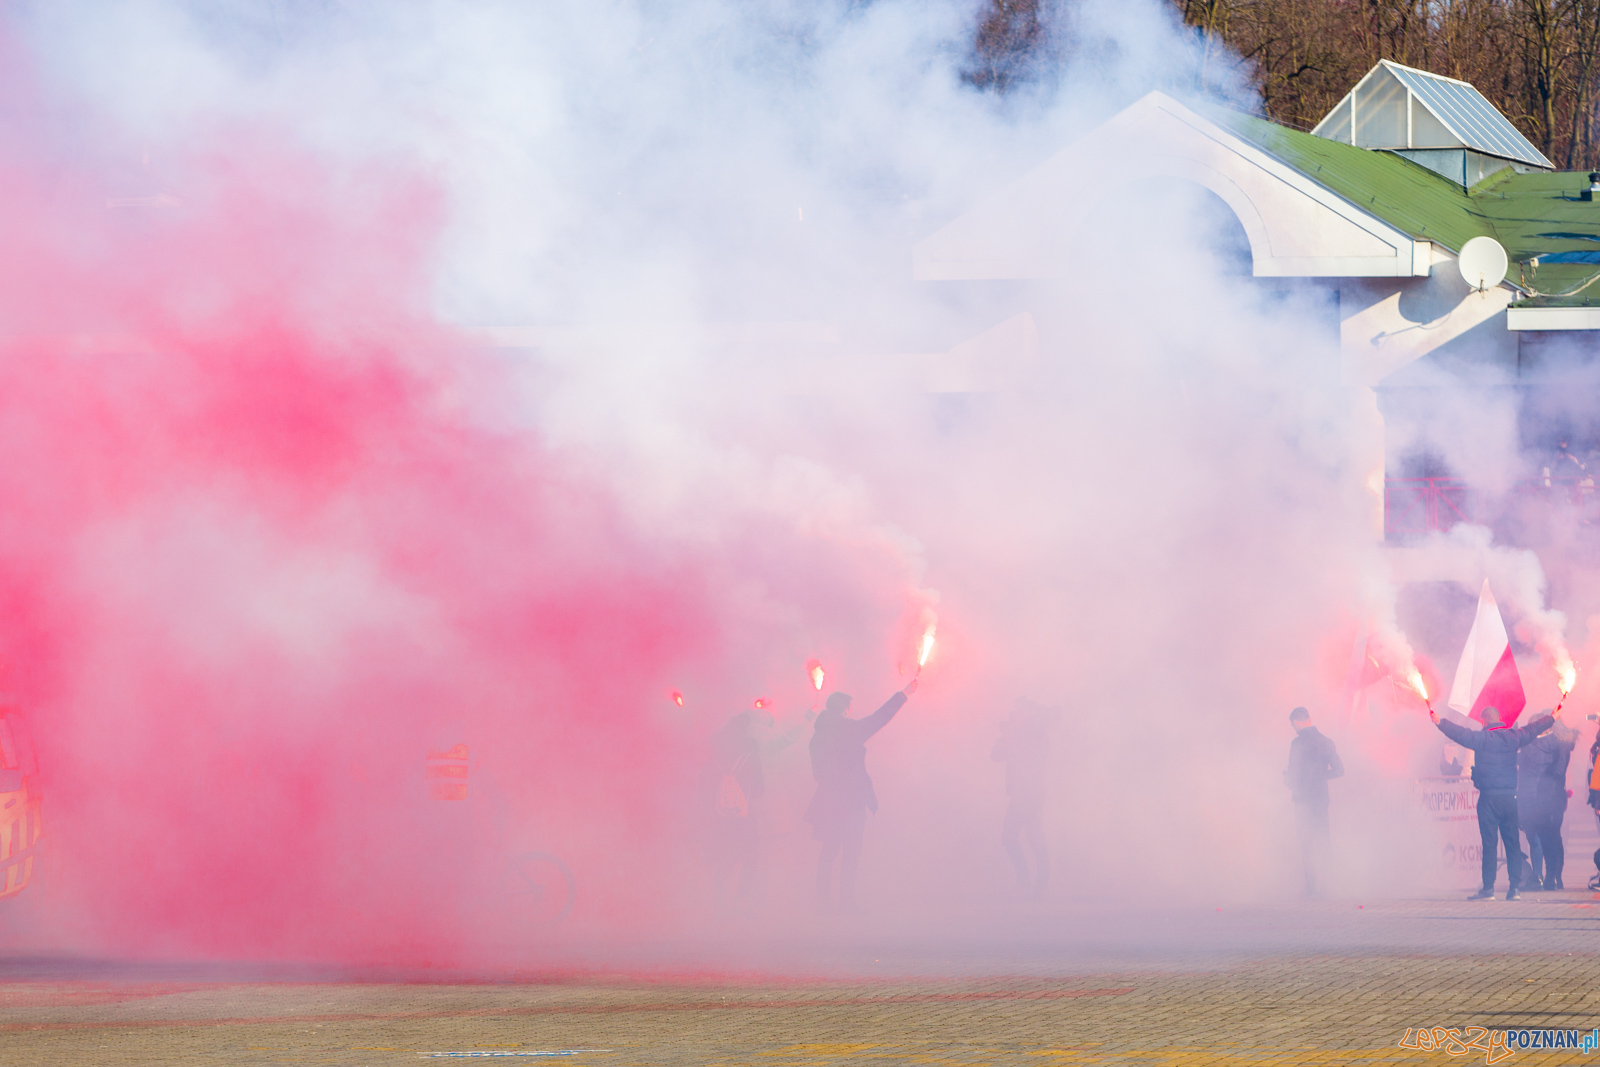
1433, 703, 1560, 900
1517, 718, 1577, 890
1517, 722, 1558, 890
1543, 721, 1578, 888
992, 698, 1054, 895
705, 712, 765, 905
806, 680, 916, 910
1285, 707, 1344, 895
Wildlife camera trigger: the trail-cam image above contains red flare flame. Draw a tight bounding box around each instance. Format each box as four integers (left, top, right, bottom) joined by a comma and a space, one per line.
917, 619, 936, 668
806, 658, 824, 691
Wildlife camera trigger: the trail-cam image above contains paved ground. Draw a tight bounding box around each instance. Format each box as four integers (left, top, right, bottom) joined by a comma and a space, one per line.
5, 891, 1600, 1066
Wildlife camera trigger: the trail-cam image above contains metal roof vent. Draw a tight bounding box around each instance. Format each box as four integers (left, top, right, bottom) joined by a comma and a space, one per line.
1583, 172, 1600, 202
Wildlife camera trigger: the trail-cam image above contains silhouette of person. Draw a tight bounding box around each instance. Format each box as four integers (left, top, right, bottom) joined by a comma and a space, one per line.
1546, 720, 1579, 888
1432, 703, 1559, 900
1587, 724, 1600, 890
805, 680, 916, 911
1285, 706, 1344, 896
755, 707, 803, 757
705, 712, 764, 906
1542, 723, 1580, 889
1520, 718, 1578, 890
1517, 715, 1559, 890
1543, 440, 1586, 487
992, 698, 1052, 895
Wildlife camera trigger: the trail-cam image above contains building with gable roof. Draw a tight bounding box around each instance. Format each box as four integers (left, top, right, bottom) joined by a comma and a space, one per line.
915, 63, 1600, 549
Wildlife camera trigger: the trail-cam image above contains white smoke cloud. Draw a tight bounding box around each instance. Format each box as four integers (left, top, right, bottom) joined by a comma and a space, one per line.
4, 0, 1588, 961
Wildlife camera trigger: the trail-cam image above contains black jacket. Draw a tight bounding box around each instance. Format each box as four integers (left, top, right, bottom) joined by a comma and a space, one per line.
1436, 714, 1555, 794
807, 691, 906, 816
1521, 724, 1577, 806
1518, 733, 1557, 796
1285, 726, 1344, 806
992, 717, 1050, 809
708, 730, 764, 807
1545, 724, 1578, 803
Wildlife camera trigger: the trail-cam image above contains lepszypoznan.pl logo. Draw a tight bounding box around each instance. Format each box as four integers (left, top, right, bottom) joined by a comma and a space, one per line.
1399, 1026, 1600, 1061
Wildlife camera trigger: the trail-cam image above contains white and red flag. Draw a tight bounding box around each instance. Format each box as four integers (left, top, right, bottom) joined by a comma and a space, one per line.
1447, 579, 1527, 726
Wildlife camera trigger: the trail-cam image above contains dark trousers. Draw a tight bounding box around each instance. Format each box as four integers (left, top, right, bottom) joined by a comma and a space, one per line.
1549, 799, 1567, 884
1002, 802, 1049, 892
1524, 821, 1546, 887
1523, 798, 1565, 887
1478, 792, 1522, 891
816, 813, 866, 909
708, 816, 761, 905
1294, 801, 1330, 894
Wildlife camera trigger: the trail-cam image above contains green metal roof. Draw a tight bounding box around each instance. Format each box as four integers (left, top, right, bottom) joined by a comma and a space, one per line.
1205, 107, 1600, 307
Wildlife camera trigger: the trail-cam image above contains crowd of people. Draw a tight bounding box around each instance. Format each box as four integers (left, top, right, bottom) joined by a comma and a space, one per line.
704, 677, 1600, 909
1540, 440, 1600, 489
700, 681, 1059, 912
1287, 701, 1596, 900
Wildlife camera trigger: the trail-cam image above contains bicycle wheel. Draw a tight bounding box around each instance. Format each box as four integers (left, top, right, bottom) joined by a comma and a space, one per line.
505, 850, 576, 926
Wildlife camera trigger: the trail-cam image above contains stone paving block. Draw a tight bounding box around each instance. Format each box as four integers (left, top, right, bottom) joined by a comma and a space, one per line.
4, 895, 1600, 1065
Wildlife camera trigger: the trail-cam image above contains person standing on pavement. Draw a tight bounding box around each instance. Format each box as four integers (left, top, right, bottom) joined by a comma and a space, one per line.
1285, 707, 1344, 896
1540, 719, 1578, 890
806, 679, 917, 911
1516, 716, 1578, 891
991, 698, 1053, 896
1586, 723, 1600, 891
1432, 704, 1559, 900
704, 712, 765, 907
1517, 717, 1558, 891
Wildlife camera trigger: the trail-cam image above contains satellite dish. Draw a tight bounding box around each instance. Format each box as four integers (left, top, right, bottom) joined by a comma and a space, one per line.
1458, 236, 1508, 291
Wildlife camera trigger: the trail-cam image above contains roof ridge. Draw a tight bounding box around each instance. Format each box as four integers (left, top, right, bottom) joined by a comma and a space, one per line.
1312, 60, 1554, 171
1376, 58, 1476, 91
1213, 108, 1491, 255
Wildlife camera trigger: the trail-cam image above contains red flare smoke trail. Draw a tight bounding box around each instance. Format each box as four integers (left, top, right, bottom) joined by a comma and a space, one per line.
0, 120, 735, 959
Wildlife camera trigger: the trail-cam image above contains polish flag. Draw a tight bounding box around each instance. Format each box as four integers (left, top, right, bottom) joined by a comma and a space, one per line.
1447, 580, 1527, 726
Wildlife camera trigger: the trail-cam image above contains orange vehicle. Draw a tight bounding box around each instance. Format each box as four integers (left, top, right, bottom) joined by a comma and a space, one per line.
0, 709, 40, 899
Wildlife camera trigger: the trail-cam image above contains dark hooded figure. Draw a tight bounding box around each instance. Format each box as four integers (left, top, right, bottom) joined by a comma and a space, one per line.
805, 680, 917, 910
1285, 706, 1343, 896
704, 712, 764, 906
1433, 703, 1559, 900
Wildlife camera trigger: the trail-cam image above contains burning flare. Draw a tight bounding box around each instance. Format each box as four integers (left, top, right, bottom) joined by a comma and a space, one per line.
1406, 667, 1434, 713
670, 690, 684, 707
806, 658, 825, 692
917, 614, 937, 669
753, 697, 768, 710
1551, 653, 1577, 714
